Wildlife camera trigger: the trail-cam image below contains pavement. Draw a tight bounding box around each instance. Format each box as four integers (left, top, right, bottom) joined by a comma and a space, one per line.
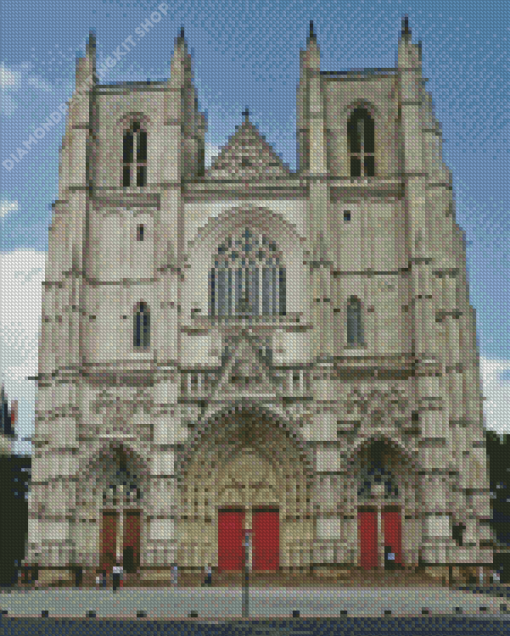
0, 585, 509, 620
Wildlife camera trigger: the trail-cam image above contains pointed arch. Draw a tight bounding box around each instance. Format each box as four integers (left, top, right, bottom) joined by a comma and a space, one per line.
347, 107, 375, 177
346, 433, 421, 472
133, 302, 150, 348
183, 206, 308, 323
121, 117, 148, 188
78, 441, 151, 482
209, 227, 286, 317
177, 403, 314, 487
347, 295, 364, 346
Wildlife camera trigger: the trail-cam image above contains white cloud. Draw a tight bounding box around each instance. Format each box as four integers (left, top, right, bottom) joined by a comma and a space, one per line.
480, 356, 510, 435
0, 249, 46, 454
0, 62, 20, 88
0, 61, 56, 116
205, 142, 221, 168
0, 199, 19, 218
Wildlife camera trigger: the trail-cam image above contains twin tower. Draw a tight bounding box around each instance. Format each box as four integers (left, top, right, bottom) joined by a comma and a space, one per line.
27, 19, 492, 585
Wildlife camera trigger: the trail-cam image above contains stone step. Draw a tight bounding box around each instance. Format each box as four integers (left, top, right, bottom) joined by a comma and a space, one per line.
31, 568, 449, 589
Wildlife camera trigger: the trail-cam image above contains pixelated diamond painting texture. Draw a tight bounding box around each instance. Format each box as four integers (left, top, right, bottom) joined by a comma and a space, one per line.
0, 0, 509, 630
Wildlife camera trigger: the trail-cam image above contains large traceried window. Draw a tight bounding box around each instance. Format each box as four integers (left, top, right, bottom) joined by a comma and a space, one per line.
347, 296, 364, 346
133, 302, 150, 348
123, 121, 147, 187
348, 108, 375, 177
209, 228, 286, 317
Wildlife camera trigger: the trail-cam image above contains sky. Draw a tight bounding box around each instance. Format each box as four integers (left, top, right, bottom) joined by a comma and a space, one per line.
0, 0, 508, 454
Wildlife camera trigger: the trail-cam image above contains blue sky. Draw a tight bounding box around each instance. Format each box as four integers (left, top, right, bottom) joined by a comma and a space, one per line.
0, 0, 508, 453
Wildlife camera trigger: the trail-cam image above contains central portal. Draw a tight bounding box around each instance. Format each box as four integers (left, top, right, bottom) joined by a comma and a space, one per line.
179, 410, 311, 572
217, 507, 279, 572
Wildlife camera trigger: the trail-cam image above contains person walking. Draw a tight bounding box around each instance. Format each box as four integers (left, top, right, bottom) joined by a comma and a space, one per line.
171, 563, 178, 587
102, 569, 107, 588
95, 571, 101, 589
204, 563, 212, 587
112, 562, 123, 592
32, 563, 39, 590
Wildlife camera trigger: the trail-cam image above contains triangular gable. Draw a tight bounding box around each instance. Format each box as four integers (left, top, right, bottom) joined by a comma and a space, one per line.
207, 333, 281, 402
205, 116, 291, 180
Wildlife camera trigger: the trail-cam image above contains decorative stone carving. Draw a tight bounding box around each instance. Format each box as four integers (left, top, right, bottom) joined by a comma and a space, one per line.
229, 361, 263, 387
343, 385, 410, 430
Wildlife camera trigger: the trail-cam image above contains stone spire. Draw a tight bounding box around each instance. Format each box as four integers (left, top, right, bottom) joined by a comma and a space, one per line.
401, 15, 411, 38
309, 20, 316, 42
398, 15, 421, 70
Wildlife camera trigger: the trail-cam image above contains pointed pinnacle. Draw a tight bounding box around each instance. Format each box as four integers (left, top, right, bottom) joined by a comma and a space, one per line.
243, 106, 250, 120
402, 15, 411, 37
180, 26, 185, 39
309, 20, 315, 40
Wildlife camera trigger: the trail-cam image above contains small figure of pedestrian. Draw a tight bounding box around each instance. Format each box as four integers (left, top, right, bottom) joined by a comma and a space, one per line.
95, 571, 101, 589
204, 563, 212, 587
32, 563, 39, 590
384, 546, 395, 571
112, 561, 123, 592
102, 569, 107, 588
171, 562, 178, 587
75, 564, 83, 588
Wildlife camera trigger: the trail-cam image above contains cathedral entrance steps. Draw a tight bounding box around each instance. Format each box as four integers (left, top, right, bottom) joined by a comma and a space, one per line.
35, 567, 450, 589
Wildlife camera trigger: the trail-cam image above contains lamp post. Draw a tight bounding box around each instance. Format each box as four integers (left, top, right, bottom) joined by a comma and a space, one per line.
242, 529, 253, 618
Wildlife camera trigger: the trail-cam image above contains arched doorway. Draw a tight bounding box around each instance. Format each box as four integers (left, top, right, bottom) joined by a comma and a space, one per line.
76, 444, 147, 575
99, 447, 143, 573
217, 447, 280, 572
178, 409, 312, 573
354, 438, 417, 570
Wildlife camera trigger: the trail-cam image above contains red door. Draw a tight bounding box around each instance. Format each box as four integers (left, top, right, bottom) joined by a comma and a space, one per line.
358, 509, 378, 569
382, 507, 402, 566
218, 509, 245, 572
100, 510, 117, 572
123, 510, 141, 573
253, 509, 279, 571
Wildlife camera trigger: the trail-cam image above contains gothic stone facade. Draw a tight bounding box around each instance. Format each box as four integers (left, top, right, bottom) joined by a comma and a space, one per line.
27, 22, 493, 584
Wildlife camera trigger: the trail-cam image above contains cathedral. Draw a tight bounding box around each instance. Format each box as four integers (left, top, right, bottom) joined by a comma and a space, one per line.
27, 19, 493, 585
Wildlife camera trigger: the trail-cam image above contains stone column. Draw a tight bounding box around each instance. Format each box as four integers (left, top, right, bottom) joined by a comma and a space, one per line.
142, 365, 184, 578
115, 503, 123, 563
398, 27, 454, 568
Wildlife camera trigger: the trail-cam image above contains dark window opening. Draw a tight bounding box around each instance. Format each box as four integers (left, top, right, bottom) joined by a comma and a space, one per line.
348, 108, 375, 177
122, 121, 147, 188
133, 302, 150, 348
347, 296, 364, 346
364, 155, 375, 177
123, 165, 131, 187
452, 523, 465, 547
137, 165, 147, 187
350, 156, 361, 177
137, 130, 147, 162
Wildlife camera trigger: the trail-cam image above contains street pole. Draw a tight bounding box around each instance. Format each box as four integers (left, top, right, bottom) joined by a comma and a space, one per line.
242, 530, 250, 618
